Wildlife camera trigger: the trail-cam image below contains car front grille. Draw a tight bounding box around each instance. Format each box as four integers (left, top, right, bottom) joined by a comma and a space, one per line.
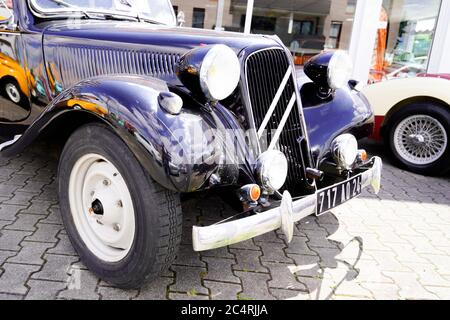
245, 48, 310, 196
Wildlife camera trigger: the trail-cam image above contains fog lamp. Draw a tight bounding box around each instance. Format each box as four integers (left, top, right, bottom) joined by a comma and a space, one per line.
255, 151, 288, 192
331, 134, 358, 169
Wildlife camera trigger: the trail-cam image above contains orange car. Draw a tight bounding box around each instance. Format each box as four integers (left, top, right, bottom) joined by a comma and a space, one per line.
0, 52, 30, 106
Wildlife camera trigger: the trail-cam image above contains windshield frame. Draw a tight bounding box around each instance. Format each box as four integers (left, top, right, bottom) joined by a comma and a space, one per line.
28, 0, 177, 26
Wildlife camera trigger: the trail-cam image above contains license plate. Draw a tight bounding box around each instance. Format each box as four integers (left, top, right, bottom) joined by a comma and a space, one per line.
316, 174, 363, 216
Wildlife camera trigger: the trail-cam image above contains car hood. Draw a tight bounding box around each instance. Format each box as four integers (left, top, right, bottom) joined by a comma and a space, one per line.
43, 20, 279, 54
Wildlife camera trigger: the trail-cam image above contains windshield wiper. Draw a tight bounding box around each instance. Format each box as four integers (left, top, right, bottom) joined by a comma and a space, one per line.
47, 0, 92, 19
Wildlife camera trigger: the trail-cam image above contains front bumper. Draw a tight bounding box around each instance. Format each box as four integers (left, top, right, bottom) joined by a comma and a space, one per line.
192, 157, 382, 252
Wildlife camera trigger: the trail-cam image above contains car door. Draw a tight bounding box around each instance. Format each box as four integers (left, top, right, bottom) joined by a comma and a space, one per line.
0, 0, 31, 125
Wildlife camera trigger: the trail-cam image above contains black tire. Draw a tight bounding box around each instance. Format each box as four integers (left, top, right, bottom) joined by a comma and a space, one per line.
385, 101, 450, 175
58, 123, 182, 288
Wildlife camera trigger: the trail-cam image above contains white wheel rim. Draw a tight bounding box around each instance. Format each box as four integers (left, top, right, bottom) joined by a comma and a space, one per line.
69, 154, 136, 263
5, 83, 20, 103
394, 115, 448, 166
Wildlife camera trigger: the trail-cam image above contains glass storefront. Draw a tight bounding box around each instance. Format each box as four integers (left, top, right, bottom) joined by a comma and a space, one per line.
370, 0, 442, 82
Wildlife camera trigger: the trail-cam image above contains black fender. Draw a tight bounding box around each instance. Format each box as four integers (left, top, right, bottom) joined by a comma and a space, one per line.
301, 83, 374, 165
2, 75, 249, 193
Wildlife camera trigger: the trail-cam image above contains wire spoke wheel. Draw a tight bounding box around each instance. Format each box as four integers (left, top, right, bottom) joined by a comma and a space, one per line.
394, 115, 448, 166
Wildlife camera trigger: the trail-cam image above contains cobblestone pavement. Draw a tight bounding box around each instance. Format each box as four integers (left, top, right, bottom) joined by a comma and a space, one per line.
0, 140, 449, 300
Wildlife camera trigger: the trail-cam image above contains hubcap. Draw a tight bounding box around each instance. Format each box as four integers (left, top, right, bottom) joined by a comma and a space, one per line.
5, 83, 20, 103
69, 154, 135, 262
394, 115, 448, 166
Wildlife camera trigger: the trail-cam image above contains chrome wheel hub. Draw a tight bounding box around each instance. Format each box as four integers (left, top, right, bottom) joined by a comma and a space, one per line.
394, 115, 447, 166
5, 83, 20, 103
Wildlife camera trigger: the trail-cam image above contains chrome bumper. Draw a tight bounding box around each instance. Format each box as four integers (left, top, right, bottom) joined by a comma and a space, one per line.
192, 157, 382, 252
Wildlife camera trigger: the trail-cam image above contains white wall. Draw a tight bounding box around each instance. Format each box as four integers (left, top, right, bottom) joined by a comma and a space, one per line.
428, 0, 450, 74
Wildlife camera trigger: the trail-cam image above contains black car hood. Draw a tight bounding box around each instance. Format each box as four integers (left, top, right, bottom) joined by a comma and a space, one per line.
43, 20, 279, 54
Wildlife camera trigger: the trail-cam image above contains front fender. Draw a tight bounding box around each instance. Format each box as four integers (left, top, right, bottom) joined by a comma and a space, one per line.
301, 84, 374, 165
3, 75, 241, 193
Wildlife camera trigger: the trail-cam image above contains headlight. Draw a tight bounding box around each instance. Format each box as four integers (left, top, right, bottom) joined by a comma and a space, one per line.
327, 51, 353, 90
331, 134, 358, 169
255, 151, 288, 192
176, 44, 241, 101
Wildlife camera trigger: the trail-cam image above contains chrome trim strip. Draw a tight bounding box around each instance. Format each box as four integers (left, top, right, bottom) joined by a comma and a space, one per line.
268, 93, 296, 150
192, 157, 383, 251
257, 65, 292, 138
0, 135, 22, 152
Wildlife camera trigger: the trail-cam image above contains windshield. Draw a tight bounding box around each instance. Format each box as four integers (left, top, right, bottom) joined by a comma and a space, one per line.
30, 0, 176, 25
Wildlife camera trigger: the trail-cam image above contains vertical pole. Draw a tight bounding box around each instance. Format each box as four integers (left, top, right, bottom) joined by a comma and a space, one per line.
215, 0, 225, 31
244, 0, 254, 34
428, 0, 450, 74
348, 0, 383, 84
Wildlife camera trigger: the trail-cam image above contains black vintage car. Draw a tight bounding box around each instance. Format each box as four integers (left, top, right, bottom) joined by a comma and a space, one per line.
0, 0, 382, 288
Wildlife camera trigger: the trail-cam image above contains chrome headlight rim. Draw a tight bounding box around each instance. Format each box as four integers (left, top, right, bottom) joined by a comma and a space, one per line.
199, 44, 241, 101
331, 134, 359, 169
327, 50, 353, 90
255, 150, 289, 193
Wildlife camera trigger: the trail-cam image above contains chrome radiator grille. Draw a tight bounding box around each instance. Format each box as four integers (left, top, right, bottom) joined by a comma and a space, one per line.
245, 48, 308, 195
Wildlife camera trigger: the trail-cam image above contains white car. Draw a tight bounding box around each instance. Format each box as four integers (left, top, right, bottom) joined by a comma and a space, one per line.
362, 74, 450, 175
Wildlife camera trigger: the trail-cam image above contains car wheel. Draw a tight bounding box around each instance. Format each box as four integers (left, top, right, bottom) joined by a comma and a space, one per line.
386, 102, 450, 175
58, 123, 182, 288
4, 79, 25, 105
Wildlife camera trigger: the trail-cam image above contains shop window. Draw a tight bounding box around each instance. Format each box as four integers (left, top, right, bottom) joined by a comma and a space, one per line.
370, 0, 442, 83
240, 15, 277, 32
192, 8, 205, 29
329, 21, 343, 49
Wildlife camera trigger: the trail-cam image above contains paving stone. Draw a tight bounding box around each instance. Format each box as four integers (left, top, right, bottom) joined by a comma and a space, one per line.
0, 293, 23, 300
26, 223, 61, 243
3, 192, 35, 206
286, 254, 322, 278
204, 280, 242, 300
259, 242, 294, 264
229, 239, 260, 251
253, 231, 284, 244
0, 230, 32, 251
264, 262, 306, 291
202, 257, 240, 284
98, 286, 138, 300
7, 241, 54, 265
135, 276, 173, 300
0, 250, 16, 265
47, 234, 77, 256
32, 254, 79, 282
0, 205, 26, 221
0, 263, 40, 295
424, 286, 450, 300
201, 246, 234, 259
58, 269, 100, 300
360, 282, 400, 300
21, 201, 54, 215
26, 280, 68, 300
169, 293, 209, 300
231, 249, 268, 273
270, 288, 310, 300
421, 254, 450, 276
169, 265, 208, 295
39, 207, 63, 225
19, 181, 47, 194
285, 236, 318, 256
0, 184, 19, 197
234, 271, 274, 300
174, 245, 205, 267
383, 271, 439, 300
5, 214, 42, 232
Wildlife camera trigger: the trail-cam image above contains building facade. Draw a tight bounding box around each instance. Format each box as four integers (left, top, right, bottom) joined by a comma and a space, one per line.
170, 0, 450, 85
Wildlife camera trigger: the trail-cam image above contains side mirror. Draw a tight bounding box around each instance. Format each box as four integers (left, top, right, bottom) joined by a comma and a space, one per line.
177, 11, 185, 27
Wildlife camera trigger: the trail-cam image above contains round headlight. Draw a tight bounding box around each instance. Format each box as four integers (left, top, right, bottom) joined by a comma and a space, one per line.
199, 45, 241, 101
327, 51, 353, 90
255, 151, 288, 192
331, 134, 358, 169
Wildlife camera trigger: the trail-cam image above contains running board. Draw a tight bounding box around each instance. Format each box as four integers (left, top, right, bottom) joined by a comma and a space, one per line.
0, 135, 22, 152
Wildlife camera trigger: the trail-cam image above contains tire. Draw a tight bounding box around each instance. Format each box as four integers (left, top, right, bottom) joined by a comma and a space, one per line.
385, 101, 450, 175
58, 123, 182, 288
3, 78, 27, 107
